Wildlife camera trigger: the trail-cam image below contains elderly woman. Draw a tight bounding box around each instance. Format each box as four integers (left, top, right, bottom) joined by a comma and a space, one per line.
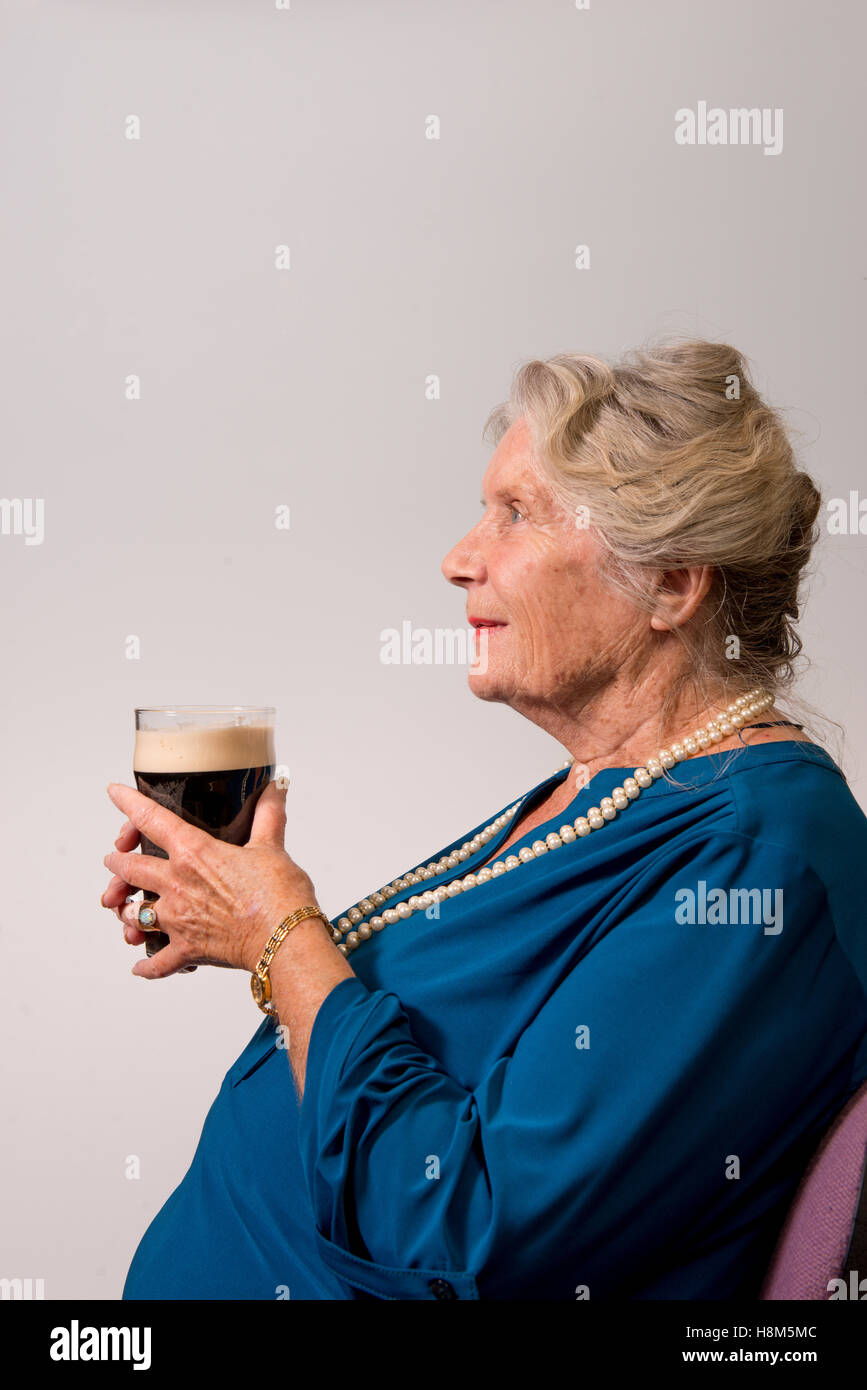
102, 340, 867, 1301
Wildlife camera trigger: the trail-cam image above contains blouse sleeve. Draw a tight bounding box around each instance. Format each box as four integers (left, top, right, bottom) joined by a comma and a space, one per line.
296, 829, 864, 1300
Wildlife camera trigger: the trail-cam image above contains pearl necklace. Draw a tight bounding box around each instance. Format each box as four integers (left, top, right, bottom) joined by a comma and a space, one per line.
330, 687, 775, 956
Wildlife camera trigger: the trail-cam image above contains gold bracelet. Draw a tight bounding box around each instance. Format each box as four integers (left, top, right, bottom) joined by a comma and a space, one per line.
250, 905, 330, 1018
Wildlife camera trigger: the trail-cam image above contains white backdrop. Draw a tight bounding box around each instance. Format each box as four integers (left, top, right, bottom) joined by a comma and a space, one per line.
1, 0, 864, 1299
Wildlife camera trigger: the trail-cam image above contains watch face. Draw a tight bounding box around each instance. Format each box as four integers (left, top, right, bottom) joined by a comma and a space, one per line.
251, 975, 265, 1005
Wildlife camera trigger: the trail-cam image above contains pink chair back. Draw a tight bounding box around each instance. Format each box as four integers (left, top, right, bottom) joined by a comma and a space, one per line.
760, 1079, 867, 1299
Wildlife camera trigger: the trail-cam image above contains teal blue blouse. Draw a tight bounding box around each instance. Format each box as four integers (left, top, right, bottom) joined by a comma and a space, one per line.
122, 741, 867, 1300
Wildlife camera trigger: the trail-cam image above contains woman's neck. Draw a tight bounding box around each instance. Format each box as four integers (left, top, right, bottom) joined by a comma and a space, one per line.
524, 683, 804, 785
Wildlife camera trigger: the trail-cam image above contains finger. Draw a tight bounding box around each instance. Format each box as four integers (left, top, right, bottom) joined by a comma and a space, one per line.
103, 848, 168, 895
106, 783, 205, 856
131, 943, 192, 980
120, 905, 148, 944
101, 874, 139, 910
247, 778, 288, 848
114, 820, 141, 852
118, 900, 193, 961
121, 899, 163, 934
112, 895, 148, 940
115, 892, 148, 942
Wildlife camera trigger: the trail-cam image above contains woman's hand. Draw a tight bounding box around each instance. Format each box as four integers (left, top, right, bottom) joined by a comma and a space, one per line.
101, 780, 322, 979
101, 817, 148, 945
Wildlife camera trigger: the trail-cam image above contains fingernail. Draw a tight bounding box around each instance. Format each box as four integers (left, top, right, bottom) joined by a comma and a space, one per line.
99, 893, 105, 908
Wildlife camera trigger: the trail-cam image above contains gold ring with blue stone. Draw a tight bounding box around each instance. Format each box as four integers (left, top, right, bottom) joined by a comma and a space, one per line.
136, 901, 159, 931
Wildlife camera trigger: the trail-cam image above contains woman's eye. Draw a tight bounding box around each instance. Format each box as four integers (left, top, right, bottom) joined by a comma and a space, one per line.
509, 505, 524, 523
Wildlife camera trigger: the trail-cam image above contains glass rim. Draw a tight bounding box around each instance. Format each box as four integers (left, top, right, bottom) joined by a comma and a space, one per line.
134, 705, 275, 716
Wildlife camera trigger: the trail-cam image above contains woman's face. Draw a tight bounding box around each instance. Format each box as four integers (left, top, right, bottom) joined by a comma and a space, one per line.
441, 417, 653, 716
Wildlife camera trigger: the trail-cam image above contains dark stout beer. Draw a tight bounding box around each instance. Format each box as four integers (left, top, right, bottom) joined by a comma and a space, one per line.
132, 721, 275, 957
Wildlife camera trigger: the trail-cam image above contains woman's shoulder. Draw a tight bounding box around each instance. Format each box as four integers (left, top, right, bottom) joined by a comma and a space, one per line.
723, 737, 857, 807
650, 739, 865, 879
719, 739, 867, 877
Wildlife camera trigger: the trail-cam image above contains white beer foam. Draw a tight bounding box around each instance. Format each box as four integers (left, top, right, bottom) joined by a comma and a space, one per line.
133, 723, 275, 773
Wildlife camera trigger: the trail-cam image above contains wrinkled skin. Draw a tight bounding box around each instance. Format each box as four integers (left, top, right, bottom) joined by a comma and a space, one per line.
441, 416, 798, 792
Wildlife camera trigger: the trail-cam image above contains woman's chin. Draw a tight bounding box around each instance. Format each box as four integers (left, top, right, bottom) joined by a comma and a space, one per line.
467, 668, 509, 701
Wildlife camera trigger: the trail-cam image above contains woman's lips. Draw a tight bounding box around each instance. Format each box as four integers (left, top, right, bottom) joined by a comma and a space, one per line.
471, 620, 506, 642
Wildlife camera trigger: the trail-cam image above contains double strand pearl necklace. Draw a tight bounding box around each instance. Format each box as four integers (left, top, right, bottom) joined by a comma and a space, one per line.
330, 687, 775, 957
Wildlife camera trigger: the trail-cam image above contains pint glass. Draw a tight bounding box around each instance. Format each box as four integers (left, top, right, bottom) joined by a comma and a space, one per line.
132, 707, 276, 959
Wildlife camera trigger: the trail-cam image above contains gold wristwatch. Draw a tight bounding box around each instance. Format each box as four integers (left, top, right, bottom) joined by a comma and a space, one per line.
250, 905, 331, 1017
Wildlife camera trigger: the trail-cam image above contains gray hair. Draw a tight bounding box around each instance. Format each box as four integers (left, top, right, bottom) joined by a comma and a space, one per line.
483, 338, 841, 771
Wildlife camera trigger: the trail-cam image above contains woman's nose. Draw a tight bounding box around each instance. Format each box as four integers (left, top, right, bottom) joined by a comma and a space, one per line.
442, 526, 485, 587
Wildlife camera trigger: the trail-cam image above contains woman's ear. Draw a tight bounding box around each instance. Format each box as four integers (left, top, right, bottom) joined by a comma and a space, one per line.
650, 565, 714, 631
